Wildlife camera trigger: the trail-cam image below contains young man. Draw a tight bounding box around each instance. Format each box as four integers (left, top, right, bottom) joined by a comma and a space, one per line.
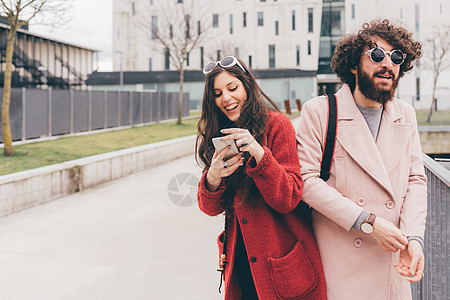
297, 19, 427, 299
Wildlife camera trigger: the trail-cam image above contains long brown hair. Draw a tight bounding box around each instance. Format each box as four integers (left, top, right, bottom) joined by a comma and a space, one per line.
195, 58, 280, 206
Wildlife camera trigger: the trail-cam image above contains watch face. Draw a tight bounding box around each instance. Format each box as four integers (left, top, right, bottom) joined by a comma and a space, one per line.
361, 223, 374, 234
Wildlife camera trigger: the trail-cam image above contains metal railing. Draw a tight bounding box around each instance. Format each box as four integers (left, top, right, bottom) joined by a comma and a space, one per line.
0, 88, 190, 143
411, 154, 450, 300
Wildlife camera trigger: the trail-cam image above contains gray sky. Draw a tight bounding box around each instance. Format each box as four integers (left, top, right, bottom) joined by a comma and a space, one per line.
30, 0, 113, 72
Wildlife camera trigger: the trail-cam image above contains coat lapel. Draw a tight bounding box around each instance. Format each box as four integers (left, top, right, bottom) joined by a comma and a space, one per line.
334, 86, 395, 199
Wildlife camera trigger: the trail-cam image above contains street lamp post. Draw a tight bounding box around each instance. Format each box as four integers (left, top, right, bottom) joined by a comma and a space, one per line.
114, 50, 123, 90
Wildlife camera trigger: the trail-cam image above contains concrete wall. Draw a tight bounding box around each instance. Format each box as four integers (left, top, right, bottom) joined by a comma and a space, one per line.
419, 128, 450, 154
0, 135, 196, 218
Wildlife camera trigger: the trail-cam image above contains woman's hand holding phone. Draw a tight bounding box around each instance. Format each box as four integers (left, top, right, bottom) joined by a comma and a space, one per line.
220, 128, 265, 164
206, 145, 244, 191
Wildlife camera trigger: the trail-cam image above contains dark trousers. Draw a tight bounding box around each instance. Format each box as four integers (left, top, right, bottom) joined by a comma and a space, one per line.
234, 224, 259, 300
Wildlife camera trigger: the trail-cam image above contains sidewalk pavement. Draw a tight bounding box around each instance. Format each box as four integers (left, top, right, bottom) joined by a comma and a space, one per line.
0, 154, 223, 300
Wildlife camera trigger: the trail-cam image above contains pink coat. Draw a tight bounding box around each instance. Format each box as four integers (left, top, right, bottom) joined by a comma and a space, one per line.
296, 85, 427, 300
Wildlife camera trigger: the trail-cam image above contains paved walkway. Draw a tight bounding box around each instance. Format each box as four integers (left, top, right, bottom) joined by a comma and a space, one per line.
0, 154, 223, 300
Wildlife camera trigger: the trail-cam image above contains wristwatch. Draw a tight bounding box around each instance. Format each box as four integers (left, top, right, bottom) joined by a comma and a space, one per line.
361, 213, 376, 234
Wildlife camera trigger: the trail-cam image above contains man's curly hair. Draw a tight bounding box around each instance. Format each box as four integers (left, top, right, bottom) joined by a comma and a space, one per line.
331, 19, 422, 91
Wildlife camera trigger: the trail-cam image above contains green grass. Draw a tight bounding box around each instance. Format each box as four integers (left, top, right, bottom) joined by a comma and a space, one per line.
1, 108, 447, 176
0, 118, 199, 176
415, 109, 450, 126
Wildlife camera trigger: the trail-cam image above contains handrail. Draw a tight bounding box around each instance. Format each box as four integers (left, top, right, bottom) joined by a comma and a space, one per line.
422, 153, 450, 187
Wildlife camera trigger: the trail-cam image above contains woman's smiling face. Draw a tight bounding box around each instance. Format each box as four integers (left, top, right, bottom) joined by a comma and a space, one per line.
213, 71, 247, 122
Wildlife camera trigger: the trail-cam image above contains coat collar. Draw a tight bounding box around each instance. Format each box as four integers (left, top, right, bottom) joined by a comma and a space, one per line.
334, 85, 409, 199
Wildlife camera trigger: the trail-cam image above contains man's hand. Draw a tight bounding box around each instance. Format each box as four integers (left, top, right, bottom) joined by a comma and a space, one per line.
370, 217, 408, 252
394, 240, 425, 282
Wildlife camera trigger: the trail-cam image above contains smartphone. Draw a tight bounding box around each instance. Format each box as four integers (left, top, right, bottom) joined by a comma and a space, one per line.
212, 137, 240, 161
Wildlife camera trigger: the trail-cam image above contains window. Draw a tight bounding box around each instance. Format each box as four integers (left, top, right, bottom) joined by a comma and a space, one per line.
197, 21, 201, 35
275, 21, 279, 36
131, 2, 136, 16
165, 48, 170, 70
151, 16, 158, 39
308, 8, 313, 33
307, 40, 311, 55
292, 10, 295, 30
415, 4, 420, 32
149, 0, 153, 5
169, 24, 173, 39
213, 14, 219, 28
149, 58, 152, 71
261, 0, 266, 2
351, 4, 355, 19
200, 47, 204, 68
177, 0, 183, 3
269, 45, 275, 68
320, 3, 343, 36
296, 46, 300, 66
248, 55, 252, 69
230, 14, 233, 34
258, 12, 264, 26
186, 52, 190, 66
186, 15, 190, 38
416, 77, 420, 100
235, 47, 240, 58
243, 12, 247, 27
217, 50, 221, 61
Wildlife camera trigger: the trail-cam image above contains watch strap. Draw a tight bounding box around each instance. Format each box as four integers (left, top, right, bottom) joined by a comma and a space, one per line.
366, 213, 376, 225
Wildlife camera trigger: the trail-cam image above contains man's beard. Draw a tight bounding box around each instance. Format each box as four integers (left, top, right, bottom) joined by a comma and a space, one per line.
357, 67, 399, 105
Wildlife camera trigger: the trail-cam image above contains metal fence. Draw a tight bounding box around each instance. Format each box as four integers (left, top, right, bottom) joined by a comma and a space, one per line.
0, 88, 189, 143
411, 154, 450, 300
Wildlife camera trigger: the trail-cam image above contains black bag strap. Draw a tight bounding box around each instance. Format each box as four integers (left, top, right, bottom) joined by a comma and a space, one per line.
319, 94, 338, 181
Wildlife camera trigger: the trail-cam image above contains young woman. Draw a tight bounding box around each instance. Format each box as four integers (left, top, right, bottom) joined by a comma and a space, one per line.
196, 56, 326, 300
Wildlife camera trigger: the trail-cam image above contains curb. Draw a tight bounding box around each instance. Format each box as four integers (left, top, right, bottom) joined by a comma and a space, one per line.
0, 115, 301, 218
0, 135, 197, 218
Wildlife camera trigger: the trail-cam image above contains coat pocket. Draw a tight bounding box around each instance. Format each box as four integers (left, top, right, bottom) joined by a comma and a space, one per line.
268, 240, 319, 299
334, 156, 347, 196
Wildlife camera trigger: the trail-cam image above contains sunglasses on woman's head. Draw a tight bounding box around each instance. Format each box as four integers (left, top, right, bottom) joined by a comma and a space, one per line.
364, 47, 406, 65
203, 56, 248, 75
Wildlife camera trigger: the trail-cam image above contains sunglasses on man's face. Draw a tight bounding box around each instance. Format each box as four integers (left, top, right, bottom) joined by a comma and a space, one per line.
203, 56, 247, 75
364, 47, 406, 65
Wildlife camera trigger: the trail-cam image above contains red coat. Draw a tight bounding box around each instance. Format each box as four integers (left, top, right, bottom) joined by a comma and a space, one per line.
198, 111, 327, 300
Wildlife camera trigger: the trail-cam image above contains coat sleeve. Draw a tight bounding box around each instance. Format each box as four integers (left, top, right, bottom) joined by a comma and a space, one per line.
197, 171, 227, 216
245, 113, 303, 214
297, 99, 363, 231
399, 107, 427, 239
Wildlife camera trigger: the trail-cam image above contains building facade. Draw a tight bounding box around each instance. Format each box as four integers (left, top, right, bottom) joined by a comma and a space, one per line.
111, 0, 450, 110
0, 19, 97, 89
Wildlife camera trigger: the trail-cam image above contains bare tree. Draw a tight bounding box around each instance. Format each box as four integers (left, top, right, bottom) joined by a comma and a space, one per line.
0, 0, 72, 156
205, 39, 244, 62
139, 0, 215, 125
422, 24, 450, 122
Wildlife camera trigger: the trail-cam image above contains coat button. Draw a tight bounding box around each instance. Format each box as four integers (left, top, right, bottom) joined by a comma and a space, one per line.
353, 238, 363, 248
250, 256, 257, 263
357, 198, 365, 206
241, 218, 247, 224
386, 201, 395, 209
